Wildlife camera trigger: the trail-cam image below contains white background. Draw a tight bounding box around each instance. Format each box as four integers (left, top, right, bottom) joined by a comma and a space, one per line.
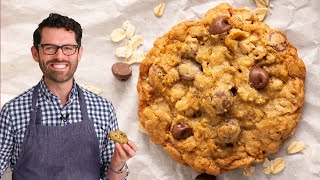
1, 0, 320, 179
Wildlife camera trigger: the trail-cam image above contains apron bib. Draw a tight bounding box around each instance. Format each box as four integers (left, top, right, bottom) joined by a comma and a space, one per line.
12, 83, 101, 180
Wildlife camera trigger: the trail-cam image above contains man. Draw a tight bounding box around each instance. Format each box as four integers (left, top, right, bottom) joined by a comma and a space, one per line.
0, 13, 137, 180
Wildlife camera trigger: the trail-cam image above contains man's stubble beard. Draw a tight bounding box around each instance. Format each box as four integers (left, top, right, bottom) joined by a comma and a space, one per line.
38, 57, 79, 83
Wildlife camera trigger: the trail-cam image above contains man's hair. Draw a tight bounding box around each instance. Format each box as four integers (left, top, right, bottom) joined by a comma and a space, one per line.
33, 13, 82, 49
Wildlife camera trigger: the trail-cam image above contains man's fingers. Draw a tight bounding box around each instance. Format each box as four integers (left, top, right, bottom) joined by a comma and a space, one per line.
122, 141, 137, 158
128, 140, 138, 152
115, 143, 127, 159
115, 140, 137, 161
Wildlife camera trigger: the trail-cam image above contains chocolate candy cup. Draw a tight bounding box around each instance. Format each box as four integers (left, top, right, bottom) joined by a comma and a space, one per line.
112, 62, 132, 81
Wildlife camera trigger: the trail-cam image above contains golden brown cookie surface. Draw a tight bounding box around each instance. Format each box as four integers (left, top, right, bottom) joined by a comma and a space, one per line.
137, 3, 305, 175
108, 129, 128, 144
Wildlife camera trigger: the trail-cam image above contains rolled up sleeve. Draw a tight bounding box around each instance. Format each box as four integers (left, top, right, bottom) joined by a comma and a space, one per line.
0, 104, 14, 176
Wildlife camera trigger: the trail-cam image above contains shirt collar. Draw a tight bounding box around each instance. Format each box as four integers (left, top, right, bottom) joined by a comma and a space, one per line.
39, 77, 79, 106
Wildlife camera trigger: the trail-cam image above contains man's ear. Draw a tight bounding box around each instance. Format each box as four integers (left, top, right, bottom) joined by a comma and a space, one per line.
77, 46, 83, 62
31, 46, 39, 62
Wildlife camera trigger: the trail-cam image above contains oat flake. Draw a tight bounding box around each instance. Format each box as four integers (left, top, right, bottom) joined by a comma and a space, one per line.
110, 28, 126, 42
125, 22, 136, 39
80, 84, 103, 94
252, 8, 268, 21
254, 0, 269, 8
154, 3, 166, 17
287, 141, 305, 154
125, 40, 134, 58
131, 35, 144, 49
124, 50, 145, 65
243, 165, 255, 176
114, 47, 126, 58
263, 157, 286, 175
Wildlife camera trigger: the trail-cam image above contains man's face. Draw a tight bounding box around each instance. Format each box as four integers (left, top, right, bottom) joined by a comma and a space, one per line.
32, 27, 83, 84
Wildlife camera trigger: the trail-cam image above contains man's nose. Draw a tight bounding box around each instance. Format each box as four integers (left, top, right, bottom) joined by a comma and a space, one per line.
54, 48, 65, 60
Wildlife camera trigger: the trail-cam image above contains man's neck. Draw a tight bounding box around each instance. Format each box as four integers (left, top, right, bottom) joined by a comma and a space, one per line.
44, 78, 73, 107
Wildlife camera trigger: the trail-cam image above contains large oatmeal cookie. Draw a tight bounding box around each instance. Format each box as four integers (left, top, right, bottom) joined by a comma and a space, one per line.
137, 3, 305, 175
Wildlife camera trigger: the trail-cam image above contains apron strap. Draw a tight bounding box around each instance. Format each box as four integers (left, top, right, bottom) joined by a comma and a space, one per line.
76, 84, 90, 122
30, 82, 41, 125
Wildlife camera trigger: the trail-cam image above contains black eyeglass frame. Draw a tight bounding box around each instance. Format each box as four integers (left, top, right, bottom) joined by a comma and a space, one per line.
37, 44, 79, 56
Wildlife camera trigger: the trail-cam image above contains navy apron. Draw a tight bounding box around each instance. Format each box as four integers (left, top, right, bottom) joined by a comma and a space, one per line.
12, 83, 101, 180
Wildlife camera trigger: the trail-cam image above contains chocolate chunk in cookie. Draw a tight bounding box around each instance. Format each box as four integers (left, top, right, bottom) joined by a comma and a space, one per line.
212, 90, 232, 114
108, 129, 128, 144
209, 16, 232, 35
171, 123, 193, 140
268, 32, 287, 52
178, 59, 202, 80
249, 66, 269, 90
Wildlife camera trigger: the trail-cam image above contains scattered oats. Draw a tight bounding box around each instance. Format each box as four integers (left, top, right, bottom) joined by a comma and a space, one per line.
254, 0, 269, 8
114, 47, 127, 58
243, 165, 255, 176
125, 40, 134, 58
119, 20, 136, 39
263, 158, 270, 167
110, 28, 126, 42
252, 8, 268, 21
272, 158, 286, 174
125, 22, 136, 39
122, 20, 132, 30
80, 84, 103, 94
124, 50, 146, 65
154, 3, 166, 17
263, 157, 285, 175
110, 20, 145, 64
263, 158, 273, 175
287, 141, 305, 154
131, 35, 144, 49
138, 122, 149, 135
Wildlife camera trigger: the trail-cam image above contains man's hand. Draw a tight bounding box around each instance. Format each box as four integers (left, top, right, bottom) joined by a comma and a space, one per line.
113, 141, 137, 169
107, 140, 137, 180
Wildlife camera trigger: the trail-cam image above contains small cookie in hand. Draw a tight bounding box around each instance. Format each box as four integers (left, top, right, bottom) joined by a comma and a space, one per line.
108, 129, 128, 144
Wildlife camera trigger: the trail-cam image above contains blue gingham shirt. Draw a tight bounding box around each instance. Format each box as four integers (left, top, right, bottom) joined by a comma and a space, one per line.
0, 79, 118, 179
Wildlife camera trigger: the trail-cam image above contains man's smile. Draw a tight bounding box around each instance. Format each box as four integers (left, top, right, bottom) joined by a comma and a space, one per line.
48, 62, 69, 71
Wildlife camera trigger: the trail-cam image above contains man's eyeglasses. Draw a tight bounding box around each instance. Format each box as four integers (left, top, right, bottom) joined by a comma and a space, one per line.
38, 44, 79, 56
